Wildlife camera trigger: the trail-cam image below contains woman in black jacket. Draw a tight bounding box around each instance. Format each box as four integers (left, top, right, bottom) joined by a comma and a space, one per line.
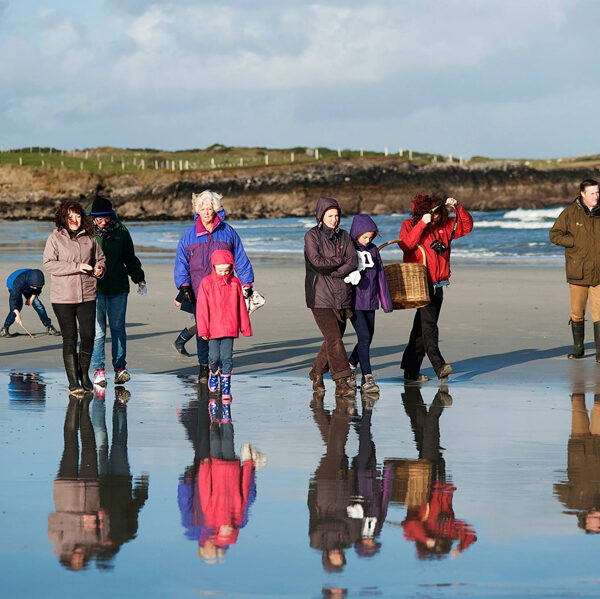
304, 197, 357, 396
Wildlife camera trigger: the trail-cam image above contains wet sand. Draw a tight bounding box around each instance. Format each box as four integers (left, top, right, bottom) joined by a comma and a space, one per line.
0, 262, 590, 387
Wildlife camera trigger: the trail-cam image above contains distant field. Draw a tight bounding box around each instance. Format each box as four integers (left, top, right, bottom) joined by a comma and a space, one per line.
1, 144, 599, 176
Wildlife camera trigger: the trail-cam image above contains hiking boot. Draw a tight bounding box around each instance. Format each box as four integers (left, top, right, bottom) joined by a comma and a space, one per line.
434, 385, 453, 406
309, 369, 325, 391
221, 374, 232, 399
404, 371, 429, 383
198, 364, 209, 382
361, 374, 380, 393
208, 369, 220, 393
115, 385, 131, 405
93, 369, 107, 387
46, 324, 61, 336
221, 399, 232, 422
115, 367, 131, 384
362, 393, 379, 411
172, 328, 194, 357
437, 364, 453, 382
0, 326, 10, 337
594, 321, 600, 364
349, 365, 357, 385
568, 319, 585, 359
335, 376, 356, 397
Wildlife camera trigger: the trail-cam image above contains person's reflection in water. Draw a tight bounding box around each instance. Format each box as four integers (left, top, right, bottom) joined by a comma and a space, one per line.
89, 385, 149, 566
308, 393, 360, 572
351, 395, 393, 560
396, 385, 477, 559
555, 393, 600, 533
8, 371, 46, 411
48, 394, 107, 570
178, 385, 265, 562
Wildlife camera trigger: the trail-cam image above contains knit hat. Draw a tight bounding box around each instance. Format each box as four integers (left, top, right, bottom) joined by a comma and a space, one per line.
90, 196, 114, 215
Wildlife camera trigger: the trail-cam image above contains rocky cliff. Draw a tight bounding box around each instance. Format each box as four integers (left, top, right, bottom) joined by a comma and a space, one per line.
1, 159, 597, 220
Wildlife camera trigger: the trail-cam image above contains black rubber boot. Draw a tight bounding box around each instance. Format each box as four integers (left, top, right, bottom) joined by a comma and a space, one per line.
568, 320, 585, 359
172, 328, 194, 357
79, 351, 93, 391
594, 321, 600, 364
198, 364, 209, 382
63, 354, 84, 397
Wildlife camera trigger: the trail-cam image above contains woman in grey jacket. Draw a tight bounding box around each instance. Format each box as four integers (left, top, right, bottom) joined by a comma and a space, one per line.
304, 197, 357, 396
43, 201, 105, 396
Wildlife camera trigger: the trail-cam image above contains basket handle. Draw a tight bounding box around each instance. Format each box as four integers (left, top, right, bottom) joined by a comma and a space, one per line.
377, 239, 427, 266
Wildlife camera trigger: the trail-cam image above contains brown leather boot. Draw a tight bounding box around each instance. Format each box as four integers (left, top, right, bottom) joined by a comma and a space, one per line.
309, 369, 325, 391
334, 376, 355, 396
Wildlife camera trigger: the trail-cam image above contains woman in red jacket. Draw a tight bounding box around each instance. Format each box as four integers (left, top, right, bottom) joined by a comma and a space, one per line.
196, 249, 252, 419
399, 195, 473, 382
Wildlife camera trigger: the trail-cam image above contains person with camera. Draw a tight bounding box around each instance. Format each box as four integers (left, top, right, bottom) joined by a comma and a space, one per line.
398, 194, 473, 382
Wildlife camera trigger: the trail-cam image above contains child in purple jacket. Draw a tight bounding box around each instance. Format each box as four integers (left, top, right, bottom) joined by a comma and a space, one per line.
345, 214, 393, 392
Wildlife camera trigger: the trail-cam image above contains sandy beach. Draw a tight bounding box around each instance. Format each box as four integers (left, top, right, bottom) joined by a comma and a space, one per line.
0, 261, 592, 388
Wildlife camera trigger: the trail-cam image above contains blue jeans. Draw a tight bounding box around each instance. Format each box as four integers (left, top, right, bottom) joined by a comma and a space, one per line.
4, 297, 52, 328
93, 293, 128, 371
208, 337, 234, 374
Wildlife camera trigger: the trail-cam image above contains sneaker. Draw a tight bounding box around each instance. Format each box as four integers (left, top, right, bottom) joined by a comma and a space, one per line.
208, 400, 219, 422
361, 374, 380, 393
46, 324, 61, 336
115, 367, 131, 384
208, 369, 220, 393
93, 369, 107, 387
0, 326, 10, 337
93, 383, 106, 400
221, 374, 232, 399
221, 399, 232, 422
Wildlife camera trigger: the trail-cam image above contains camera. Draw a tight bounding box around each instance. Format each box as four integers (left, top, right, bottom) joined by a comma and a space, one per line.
430, 239, 448, 255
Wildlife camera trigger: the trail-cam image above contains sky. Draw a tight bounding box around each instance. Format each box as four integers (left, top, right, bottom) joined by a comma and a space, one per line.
1, 0, 598, 158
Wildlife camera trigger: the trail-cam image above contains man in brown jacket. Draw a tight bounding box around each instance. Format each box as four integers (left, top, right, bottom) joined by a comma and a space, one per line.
550, 179, 600, 360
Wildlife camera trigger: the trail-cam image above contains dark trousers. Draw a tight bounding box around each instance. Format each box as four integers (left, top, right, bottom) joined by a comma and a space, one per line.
311, 308, 351, 380
349, 309, 376, 375
53, 301, 96, 356
401, 285, 445, 375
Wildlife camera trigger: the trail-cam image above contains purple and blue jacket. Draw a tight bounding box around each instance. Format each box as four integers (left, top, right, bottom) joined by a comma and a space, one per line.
349, 214, 393, 313
174, 211, 254, 297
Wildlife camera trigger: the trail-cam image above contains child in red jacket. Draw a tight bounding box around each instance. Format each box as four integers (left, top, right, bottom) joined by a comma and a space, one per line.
196, 249, 253, 420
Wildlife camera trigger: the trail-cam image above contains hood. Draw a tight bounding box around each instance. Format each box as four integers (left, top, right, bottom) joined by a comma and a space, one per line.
350, 214, 378, 242
25, 269, 45, 288
315, 197, 341, 223
211, 249, 235, 269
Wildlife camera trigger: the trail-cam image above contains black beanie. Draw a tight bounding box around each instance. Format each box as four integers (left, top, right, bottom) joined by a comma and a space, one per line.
90, 196, 114, 215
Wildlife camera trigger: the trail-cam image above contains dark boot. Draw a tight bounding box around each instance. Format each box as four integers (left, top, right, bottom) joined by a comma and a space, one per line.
568, 319, 585, 359
334, 376, 356, 397
79, 351, 93, 391
309, 369, 325, 391
63, 354, 84, 397
172, 328, 193, 357
198, 364, 209, 382
594, 321, 600, 363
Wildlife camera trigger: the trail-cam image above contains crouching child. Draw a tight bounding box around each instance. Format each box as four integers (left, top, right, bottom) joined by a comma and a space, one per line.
196, 250, 253, 420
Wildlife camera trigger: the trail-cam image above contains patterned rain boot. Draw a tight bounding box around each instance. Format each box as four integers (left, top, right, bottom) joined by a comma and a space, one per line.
221, 374, 232, 400
208, 369, 220, 393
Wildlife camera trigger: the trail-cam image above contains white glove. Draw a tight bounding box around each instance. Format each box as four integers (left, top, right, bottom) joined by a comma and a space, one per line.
347, 503, 364, 519
344, 270, 362, 285
357, 250, 374, 271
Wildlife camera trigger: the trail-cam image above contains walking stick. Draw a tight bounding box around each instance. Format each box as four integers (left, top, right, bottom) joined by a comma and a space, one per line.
18, 321, 34, 338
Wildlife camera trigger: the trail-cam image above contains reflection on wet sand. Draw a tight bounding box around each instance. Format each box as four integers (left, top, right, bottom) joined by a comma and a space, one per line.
308, 392, 391, 572
177, 386, 266, 562
555, 393, 600, 534
386, 385, 477, 559
47, 389, 148, 571
8, 371, 46, 410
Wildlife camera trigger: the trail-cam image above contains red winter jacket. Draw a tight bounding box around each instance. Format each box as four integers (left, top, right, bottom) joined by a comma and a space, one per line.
196, 249, 253, 340
399, 205, 473, 284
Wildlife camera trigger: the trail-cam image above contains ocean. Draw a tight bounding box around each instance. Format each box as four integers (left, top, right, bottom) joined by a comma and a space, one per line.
0, 207, 566, 266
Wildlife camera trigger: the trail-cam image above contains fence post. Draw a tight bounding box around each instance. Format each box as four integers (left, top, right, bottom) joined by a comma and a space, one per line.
240, 157, 243, 166
360, 148, 363, 157
85, 150, 88, 160
265, 154, 269, 165
384, 147, 388, 156
211, 158, 215, 168
19, 156, 22, 166
98, 161, 102, 171
141, 159, 145, 170
408, 149, 412, 160
399, 148, 403, 157
80, 162, 83, 170
42, 160, 45, 167
121, 161, 125, 170
290, 152, 294, 163
337, 148, 341, 157
315, 148, 319, 160
154, 160, 158, 169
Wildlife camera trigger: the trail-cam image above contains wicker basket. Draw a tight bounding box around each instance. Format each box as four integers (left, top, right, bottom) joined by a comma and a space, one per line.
378, 239, 430, 309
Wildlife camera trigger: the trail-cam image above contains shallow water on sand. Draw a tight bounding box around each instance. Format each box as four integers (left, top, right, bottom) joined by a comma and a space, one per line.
1, 369, 600, 598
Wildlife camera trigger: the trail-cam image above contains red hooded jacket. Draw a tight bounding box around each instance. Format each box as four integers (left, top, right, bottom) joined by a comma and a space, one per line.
196, 249, 253, 339
399, 204, 473, 284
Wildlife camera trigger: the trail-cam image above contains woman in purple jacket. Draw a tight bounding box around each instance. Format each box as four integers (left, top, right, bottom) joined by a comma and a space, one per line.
346, 214, 392, 393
